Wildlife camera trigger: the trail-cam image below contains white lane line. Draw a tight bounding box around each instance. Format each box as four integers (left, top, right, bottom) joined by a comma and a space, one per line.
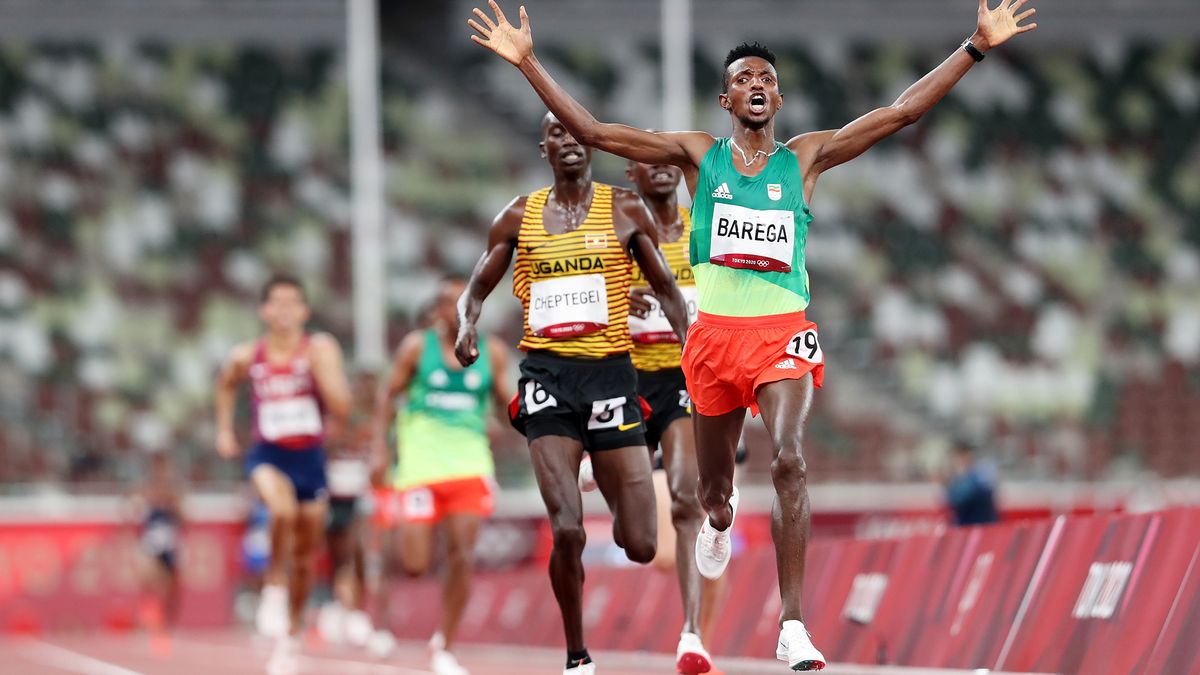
170, 636, 432, 675
20, 639, 145, 675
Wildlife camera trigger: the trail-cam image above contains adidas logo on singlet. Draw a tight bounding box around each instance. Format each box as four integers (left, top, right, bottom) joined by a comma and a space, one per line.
712, 182, 733, 199
775, 358, 798, 370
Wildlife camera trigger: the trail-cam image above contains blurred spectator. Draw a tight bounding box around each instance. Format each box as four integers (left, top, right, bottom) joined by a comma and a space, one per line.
943, 439, 1000, 527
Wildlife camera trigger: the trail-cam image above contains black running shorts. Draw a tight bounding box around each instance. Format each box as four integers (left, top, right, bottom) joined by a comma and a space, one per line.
636, 367, 692, 452
511, 350, 648, 452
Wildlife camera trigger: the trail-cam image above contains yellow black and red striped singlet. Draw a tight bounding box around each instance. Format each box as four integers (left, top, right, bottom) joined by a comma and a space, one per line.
513, 184, 633, 358
630, 207, 694, 372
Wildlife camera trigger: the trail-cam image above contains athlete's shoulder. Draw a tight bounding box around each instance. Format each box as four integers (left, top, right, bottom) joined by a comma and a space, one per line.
222, 341, 257, 379
609, 186, 654, 224
229, 341, 257, 364
608, 184, 641, 203
395, 329, 427, 360
675, 131, 719, 163
784, 131, 833, 171
491, 194, 530, 229
307, 333, 345, 361
308, 332, 341, 349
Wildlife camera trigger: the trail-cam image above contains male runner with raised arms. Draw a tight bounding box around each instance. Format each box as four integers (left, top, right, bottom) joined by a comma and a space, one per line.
468, 1, 1037, 669
371, 276, 511, 675
455, 112, 690, 675
216, 275, 352, 675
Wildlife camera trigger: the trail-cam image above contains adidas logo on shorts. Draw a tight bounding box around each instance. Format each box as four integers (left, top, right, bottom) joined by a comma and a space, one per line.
712, 182, 733, 199
774, 358, 798, 370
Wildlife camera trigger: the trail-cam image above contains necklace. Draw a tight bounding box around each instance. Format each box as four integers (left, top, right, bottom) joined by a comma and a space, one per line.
549, 183, 594, 230
730, 138, 780, 167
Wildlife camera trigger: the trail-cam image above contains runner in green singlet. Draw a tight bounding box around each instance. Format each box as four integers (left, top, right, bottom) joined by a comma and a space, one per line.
469, 0, 1038, 669
372, 275, 512, 675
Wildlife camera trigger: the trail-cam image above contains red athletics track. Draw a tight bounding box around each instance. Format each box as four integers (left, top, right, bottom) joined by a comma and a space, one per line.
0, 630, 1052, 675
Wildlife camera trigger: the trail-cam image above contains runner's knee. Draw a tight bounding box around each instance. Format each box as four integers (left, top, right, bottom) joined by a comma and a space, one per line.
271, 506, 298, 529
399, 539, 433, 577
771, 446, 808, 486
293, 526, 320, 562
697, 476, 734, 512
445, 544, 472, 574
400, 555, 430, 577
550, 518, 586, 554
670, 490, 703, 527
623, 532, 656, 564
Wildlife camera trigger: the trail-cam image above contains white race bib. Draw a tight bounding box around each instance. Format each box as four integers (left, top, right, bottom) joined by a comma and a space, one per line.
259, 397, 323, 441
628, 285, 699, 343
327, 459, 370, 498
528, 274, 609, 338
709, 202, 794, 273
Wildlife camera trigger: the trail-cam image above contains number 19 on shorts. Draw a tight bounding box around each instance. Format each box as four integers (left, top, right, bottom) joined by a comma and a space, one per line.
786, 328, 823, 364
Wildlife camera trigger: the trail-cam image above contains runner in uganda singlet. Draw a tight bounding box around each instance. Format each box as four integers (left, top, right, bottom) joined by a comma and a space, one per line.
513, 183, 634, 357
249, 336, 324, 449
690, 138, 814, 317
630, 206, 697, 371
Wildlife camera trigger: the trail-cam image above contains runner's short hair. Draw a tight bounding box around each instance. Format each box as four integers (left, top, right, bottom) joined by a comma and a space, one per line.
260, 274, 306, 303
723, 41, 777, 92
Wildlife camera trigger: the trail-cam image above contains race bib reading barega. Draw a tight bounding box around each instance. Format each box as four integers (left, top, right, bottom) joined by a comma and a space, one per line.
709, 202, 795, 273
628, 286, 699, 343
528, 274, 609, 338
259, 397, 323, 442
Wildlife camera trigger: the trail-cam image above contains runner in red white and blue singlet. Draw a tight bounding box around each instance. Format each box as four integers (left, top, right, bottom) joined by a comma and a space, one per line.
248, 336, 326, 451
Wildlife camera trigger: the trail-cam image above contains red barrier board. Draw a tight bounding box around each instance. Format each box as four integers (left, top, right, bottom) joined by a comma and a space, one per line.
1143, 540, 1200, 675
890, 519, 1055, 669
0, 521, 241, 631
363, 507, 1200, 674
995, 508, 1200, 675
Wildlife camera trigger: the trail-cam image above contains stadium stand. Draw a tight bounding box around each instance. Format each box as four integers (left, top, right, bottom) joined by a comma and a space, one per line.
3, 37, 1199, 487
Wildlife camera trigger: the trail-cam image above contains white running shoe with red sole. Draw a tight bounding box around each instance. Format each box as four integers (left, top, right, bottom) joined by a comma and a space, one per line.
675, 631, 713, 673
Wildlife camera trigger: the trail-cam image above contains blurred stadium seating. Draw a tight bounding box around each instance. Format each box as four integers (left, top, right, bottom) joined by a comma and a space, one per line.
3, 31, 1199, 489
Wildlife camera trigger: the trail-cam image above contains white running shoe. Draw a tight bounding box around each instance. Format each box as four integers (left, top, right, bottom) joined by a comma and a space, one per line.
266, 635, 301, 675
695, 487, 739, 580
431, 649, 469, 675
317, 602, 345, 644
564, 660, 596, 675
429, 631, 446, 652
776, 620, 826, 671
256, 585, 289, 639
343, 610, 374, 647
578, 454, 598, 493
366, 629, 397, 659
675, 632, 713, 674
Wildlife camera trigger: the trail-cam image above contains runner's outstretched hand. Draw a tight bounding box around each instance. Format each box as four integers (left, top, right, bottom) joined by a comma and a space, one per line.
469, 1, 533, 66
973, 0, 1037, 51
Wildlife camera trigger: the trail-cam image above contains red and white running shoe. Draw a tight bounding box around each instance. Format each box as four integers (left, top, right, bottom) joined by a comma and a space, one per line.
675, 631, 713, 673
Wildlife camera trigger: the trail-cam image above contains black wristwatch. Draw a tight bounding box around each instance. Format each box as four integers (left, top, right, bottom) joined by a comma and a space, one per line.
961, 39, 985, 62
